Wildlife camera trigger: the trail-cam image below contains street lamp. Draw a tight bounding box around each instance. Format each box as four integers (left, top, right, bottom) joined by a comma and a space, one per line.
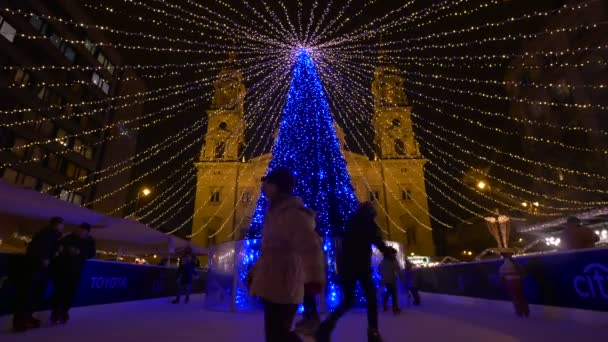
129, 187, 152, 219
477, 181, 487, 190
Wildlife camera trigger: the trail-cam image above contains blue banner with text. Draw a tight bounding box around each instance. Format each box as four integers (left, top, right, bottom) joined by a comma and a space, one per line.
413, 248, 608, 312
0, 253, 206, 316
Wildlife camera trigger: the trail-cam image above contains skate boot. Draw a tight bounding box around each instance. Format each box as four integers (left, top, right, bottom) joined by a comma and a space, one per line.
185, 296, 190, 304
393, 306, 401, 315
296, 315, 321, 336
368, 328, 384, 342
171, 297, 180, 304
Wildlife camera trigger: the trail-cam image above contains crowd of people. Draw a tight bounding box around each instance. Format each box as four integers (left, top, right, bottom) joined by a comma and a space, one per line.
247, 167, 420, 342
12, 218, 96, 332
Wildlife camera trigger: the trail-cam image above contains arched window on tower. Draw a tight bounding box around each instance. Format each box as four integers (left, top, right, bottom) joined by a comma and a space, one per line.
215, 142, 226, 159
407, 226, 417, 246
394, 139, 406, 156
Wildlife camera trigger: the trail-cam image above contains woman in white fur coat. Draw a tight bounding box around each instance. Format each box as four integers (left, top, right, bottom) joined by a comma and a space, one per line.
249, 167, 325, 342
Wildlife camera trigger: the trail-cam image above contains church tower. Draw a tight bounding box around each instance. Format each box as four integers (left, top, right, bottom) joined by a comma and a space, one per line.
367, 55, 435, 256
191, 54, 247, 248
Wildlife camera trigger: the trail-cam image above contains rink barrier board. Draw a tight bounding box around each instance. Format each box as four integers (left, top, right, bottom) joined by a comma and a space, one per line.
0, 253, 206, 316
413, 247, 608, 312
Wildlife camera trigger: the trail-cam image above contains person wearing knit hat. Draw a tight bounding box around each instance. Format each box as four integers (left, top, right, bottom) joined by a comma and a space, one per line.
50, 222, 96, 325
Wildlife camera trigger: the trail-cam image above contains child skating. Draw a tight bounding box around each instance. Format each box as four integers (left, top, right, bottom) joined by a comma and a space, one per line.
379, 247, 401, 315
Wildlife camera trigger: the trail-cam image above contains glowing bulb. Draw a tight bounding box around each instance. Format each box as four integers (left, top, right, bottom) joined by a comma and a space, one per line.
141, 188, 152, 196
477, 181, 487, 190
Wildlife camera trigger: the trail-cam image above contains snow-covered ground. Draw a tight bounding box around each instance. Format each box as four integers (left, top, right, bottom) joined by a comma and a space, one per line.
1, 296, 605, 341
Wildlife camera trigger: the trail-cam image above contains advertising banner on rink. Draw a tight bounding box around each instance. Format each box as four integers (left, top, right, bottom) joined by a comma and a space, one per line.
0, 253, 206, 315
413, 248, 608, 312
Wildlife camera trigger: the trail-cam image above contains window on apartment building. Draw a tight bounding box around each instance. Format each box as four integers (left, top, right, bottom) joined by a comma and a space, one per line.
29, 15, 48, 35
59, 190, 83, 206
63, 45, 76, 63
84, 39, 96, 55
13, 69, 30, 87
21, 174, 37, 188
39, 182, 53, 194
91, 72, 110, 94
49, 32, 62, 49
37, 86, 50, 101
2, 168, 37, 189
76, 168, 88, 182
64, 162, 77, 178
72, 138, 94, 159
11, 137, 29, 158
31, 16, 76, 63
96, 52, 115, 75
55, 128, 69, 147
2, 168, 18, 183
0, 15, 17, 42
46, 154, 62, 171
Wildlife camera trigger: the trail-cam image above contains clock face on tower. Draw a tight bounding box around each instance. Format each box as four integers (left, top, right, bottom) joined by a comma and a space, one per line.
392, 118, 401, 128
219, 122, 228, 131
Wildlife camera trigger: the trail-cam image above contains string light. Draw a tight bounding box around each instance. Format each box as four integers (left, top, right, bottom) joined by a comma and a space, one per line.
392, 0, 600, 45
314, 51, 521, 223
409, 101, 608, 181
168, 54, 295, 235
317, 50, 601, 212
314, 57, 454, 229
1, 96, 206, 170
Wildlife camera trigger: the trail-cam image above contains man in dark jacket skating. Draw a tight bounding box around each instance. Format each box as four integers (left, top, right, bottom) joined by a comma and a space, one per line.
316, 202, 389, 342
172, 247, 197, 304
13, 217, 65, 332
50, 222, 96, 324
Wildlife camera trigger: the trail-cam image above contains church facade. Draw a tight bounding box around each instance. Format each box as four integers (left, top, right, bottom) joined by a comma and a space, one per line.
191, 56, 435, 256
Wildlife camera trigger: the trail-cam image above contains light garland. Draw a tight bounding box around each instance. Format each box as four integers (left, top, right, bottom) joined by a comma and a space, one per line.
314, 57, 454, 229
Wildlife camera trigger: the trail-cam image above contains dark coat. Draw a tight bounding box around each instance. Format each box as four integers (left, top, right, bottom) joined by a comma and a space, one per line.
338, 209, 388, 275
53, 233, 96, 276
177, 256, 197, 285
25, 227, 63, 271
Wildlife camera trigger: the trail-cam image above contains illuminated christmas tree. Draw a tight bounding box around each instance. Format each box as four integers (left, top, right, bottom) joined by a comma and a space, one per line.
246, 49, 359, 239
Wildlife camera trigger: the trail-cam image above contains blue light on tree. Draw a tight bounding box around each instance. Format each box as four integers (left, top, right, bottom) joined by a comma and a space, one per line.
244, 48, 359, 310
246, 49, 359, 239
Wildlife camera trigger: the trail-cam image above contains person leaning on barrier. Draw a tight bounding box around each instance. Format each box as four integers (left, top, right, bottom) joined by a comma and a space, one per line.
560, 216, 599, 250
51, 222, 96, 324
13, 217, 65, 332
